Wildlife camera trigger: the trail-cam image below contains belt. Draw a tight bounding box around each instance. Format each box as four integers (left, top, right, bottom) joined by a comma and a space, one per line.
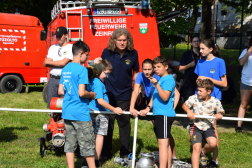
50, 75, 61, 79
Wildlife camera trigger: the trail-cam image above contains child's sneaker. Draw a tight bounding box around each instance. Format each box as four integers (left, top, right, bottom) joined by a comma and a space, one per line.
208, 160, 219, 168
81, 158, 88, 168
199, 153, 207, 167
95, 160, 102, 168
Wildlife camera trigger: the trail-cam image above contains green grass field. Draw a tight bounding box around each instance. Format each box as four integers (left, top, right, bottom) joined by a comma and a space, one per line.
0, 49, 251, 168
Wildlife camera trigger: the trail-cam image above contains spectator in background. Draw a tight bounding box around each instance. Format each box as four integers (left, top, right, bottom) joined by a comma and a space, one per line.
236, 36, 252, 133
221, 76, 236, 105
43, 26, 73, 121
179, 36, 201, 129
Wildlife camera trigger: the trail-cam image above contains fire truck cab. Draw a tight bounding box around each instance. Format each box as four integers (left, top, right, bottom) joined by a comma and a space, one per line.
0, 13, 47, 93
47, 0, 160, 66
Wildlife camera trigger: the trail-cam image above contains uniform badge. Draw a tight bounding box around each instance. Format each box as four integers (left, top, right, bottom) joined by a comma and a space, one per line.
139, 23, 148, 34
57, 28, 60, 32
125, 59, 131, 65
63, 51, 67, 55
210, 69, 215, 73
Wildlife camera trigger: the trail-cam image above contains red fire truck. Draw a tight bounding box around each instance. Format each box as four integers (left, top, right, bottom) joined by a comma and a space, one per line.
47, 0, 161, 65
0, 13, 47, 93
42, 0, 187, 101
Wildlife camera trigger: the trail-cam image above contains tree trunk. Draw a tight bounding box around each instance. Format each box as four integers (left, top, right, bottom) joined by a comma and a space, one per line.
201, 0, 212, 39
189, 6, 199, 35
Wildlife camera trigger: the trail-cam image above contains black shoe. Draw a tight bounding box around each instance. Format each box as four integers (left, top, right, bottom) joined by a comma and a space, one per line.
120, 154, 129, 159
100, 154, 112, 161
95, 160, 102, 168
81, 158, 88, 168
235, 126, 242, 133
208, 160, 219, 168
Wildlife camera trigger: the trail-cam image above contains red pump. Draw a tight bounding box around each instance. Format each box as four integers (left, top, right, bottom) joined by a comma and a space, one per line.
39, 97, 64, 156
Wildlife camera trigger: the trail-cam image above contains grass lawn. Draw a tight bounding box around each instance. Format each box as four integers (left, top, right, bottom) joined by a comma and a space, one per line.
0, 49, 251, 168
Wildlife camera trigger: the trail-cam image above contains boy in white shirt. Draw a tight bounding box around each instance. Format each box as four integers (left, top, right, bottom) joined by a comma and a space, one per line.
182, 79, 225, 168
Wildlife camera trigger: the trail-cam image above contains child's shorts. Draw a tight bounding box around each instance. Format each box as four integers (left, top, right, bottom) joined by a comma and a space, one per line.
154, 115, 175, 139
64, 119, 95, 157
190, 124, 216, 145
91, 114, 109, 136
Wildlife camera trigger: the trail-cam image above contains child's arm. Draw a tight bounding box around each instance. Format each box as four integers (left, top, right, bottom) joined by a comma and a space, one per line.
139, 97, 153, 117
173, 87, 180, 109
149, 77, 170, 102
197, 75, 227, 88
213, 100, 225, 120
182, 103, 198, 120
97, 98, 124, 115
78, 84, 96, 99
58, 84, 64, 96
214, 112, 224, 120
129, 83, 141, 117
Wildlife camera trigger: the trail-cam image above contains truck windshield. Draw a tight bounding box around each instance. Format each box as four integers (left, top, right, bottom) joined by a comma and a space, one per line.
40, 30, 47, 41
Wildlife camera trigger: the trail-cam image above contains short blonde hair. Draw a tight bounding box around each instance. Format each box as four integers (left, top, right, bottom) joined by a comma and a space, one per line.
107, 28, 134, 51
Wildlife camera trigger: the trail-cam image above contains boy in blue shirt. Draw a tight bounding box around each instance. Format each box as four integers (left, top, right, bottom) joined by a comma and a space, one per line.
58, 41, 96, 168
139, 56, 180, 168
83, 59, 124, 167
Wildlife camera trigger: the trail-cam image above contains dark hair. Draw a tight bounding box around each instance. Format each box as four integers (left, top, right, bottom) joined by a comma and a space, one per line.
190, 35, 200, 43
248, 36, 252, 49
197, 79, 214, 93
142, 58, 153, 67
168, 66, 175, 73
72, 41, 90, 56
100, 59, 113, 72
200, 39, 221, 58
107, 28, 134, 51
153, 55, 168, 67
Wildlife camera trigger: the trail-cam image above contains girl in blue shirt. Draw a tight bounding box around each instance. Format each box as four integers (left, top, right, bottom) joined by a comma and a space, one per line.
194, 38, 227, 167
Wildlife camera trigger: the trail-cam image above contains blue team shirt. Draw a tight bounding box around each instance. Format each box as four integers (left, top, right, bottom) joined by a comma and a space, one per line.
135, 72, 160, 101
194, 57, 226, 100
153, 74, 176, 117
60, 63, 90, 121
101, 48, 139, 101
86, 78, 109, 111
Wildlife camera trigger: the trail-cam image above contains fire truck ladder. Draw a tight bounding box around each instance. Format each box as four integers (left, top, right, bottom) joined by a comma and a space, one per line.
66, 10, 83, 42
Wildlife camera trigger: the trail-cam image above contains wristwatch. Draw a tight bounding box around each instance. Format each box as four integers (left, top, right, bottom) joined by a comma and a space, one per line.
219, 112, 225, 116
147, 105, 152, 111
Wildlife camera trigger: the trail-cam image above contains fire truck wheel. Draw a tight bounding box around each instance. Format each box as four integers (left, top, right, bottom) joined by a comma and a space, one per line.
0, 75, 23, 93
42, 83, 48, 103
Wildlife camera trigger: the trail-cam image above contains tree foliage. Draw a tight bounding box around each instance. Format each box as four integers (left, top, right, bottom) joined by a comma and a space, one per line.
151, 0, 202, 47
0, 0, 57, 30
219, 0, 252, 15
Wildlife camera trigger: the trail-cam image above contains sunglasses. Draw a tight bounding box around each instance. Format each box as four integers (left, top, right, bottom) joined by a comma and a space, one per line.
103, 71, 109, 77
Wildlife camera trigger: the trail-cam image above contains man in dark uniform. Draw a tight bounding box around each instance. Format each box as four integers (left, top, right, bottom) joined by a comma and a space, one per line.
98, 28, 139, 159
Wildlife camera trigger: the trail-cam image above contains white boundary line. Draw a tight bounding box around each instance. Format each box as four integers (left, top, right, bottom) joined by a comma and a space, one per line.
0, 108, 252, 122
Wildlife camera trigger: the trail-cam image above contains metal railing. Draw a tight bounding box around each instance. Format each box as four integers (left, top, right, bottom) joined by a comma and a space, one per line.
51, 0, 151, 20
